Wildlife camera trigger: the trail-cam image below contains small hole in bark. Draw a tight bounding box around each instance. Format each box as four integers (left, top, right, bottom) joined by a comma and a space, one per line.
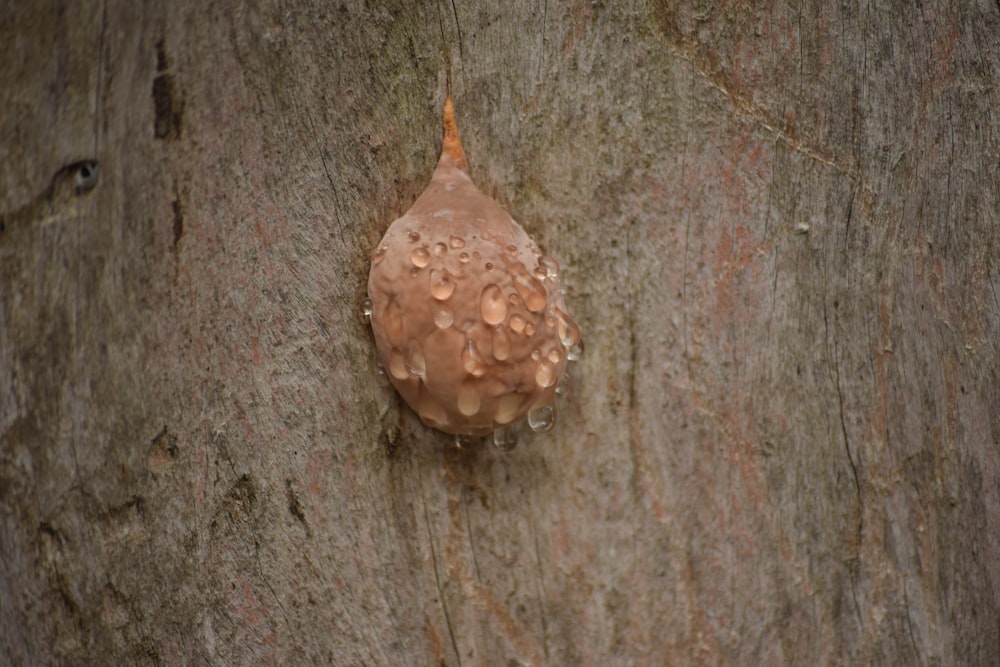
74, 161, 99, 192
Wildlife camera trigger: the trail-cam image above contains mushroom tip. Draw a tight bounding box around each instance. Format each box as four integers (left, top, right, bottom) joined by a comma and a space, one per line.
440, 94, 468, 172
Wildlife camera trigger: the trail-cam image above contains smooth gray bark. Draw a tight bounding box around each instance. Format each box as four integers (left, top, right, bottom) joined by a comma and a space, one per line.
2, 1, 999, 664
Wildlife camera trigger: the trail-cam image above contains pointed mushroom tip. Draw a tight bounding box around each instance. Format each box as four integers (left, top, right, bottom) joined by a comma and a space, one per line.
440, 94, 469, 172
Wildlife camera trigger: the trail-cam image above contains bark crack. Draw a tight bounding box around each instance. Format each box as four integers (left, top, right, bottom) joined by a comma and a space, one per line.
461, 488, 481, 583
303, 109, 344, 232
422, 491, 461, 667
529, 517, 550, 663
825, 291, 864, 630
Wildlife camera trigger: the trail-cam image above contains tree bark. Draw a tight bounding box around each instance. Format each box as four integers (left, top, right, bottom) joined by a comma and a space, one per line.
2, 1, 999, 665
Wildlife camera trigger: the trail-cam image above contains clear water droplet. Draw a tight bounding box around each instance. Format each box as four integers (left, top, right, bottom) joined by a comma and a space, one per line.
534, 266, 548, 280
508, 292, 522, 307
538, 256, 560, 279
388, 348, 409, 380
567, 338, 584, 361
449, 235, 466, 249
509, 314, 526, 333
554, 307, 581, 347
417, 386, 448, 426
430, 268, 456, 300
535, 360, 556, 387
462, 339, 487, 377
524, 322, 537, 336
555, 373, 569, 395
383, 299, 404, 340
360, 297, 373, 320
494, 393, 523, 424
484, 262, 494, 271
512, 264, 547, 312
405, 343, 426, 377
473, 251, 482, 261
371, 245, 387, 264
480, 284, 507, 325
531, 349, 541, 361
374, 364, 390, 387
434, 308, 454, 328
407, 230, 421, 243
434, 242, 448, 256
492, 325, 511, 361
506, 244, 518, 255
410, 246, 430, 268
527, 405, 555, 433
454, 433, 476, 448
457, 378, 481, 416
492, 424, 519, 450
547, 348, 562, 363
459, 252, 470, 263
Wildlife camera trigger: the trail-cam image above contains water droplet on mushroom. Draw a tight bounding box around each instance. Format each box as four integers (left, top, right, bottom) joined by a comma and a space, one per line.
383, 299, 404, 340
430, 268, 456, 300
457, 379, 481, 416
555, 373, 569, 395
530, 349, 541, 361
459, 252, 470, 263
495, 393, 523, 424
360, 297, 373, 320
492, 325, 511, 361
417, 386, 448, 426
434, 308, 454, 328
554, 307, 581, 347
462, 339, 487, 377
524, 322, 537, 336
388, 348, 409, 380
405, 343, 426, 378
407, 230, 421, 243
434, 242, 448, 256
410, 246, 430, 268
449, 235, 465, 249
473, 251, 482, 261
534, 266, 548, 280
484, 262, 494, 271
512, 264, 547, 312
509, 314, 526, 333
454, 433, 476, 448
538, 256, 560, 279
371, 246, 387, 264
527, 405, 555, 433
480, 284, 507, 325
492, 424, 519, 450
506, 244, 518, 255
567, 338, 584, 361
547, 348, 561, 363
535, 360, 556, 387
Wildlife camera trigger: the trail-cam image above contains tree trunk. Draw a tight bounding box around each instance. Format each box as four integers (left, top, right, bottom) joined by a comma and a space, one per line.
2, 1, 998, 665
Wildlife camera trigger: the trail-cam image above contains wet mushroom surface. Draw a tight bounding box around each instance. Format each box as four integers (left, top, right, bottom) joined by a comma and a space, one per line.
367, 96, 581, 443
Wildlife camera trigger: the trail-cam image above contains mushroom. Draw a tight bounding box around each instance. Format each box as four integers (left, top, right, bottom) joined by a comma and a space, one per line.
367, 95, 581, 442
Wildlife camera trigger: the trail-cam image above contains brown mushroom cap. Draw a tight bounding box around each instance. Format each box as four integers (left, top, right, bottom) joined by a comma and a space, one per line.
367, 97, 580, 436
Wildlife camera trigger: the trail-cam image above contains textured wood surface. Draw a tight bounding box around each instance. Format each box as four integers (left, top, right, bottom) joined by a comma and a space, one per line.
2, 1, 999, 665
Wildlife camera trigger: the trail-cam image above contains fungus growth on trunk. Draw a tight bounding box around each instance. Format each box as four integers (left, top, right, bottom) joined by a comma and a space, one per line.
366, 95, 581, 448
